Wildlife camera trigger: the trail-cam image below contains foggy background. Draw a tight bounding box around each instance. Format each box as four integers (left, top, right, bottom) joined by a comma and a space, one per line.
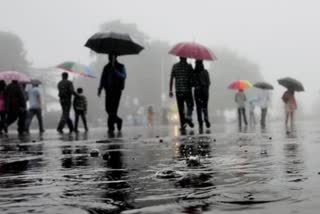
1, 0, 320, 127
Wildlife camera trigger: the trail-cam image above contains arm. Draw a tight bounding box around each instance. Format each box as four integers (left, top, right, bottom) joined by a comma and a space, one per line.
169, 66, 175, 97
98, 67, 106, 96
84, 97, 87, 113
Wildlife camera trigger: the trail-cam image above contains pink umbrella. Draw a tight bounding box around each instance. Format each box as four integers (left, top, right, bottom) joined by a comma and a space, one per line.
169, 42, 217, 61
0, 71, 31, 83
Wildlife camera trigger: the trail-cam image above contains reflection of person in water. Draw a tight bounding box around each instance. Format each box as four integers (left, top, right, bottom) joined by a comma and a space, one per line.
103, 144, 132, 209
283, 143, 304, 179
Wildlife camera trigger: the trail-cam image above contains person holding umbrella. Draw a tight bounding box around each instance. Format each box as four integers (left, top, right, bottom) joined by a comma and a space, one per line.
98, 53, 126, 134
254, 82, 273, 128
282, 88, 297, 132
278, 77, 304, 132
192, 60, 211, 132
229, 80, 252, 128
85, 31, 143, 134
169, 57, 194, 131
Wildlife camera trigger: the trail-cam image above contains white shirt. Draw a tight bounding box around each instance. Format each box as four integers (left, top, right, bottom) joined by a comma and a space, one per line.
28, 87, 41, 109
258, 90, 270, 109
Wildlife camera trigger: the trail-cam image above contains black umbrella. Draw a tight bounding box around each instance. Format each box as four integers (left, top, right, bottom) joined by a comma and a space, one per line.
278, 77, 304, 92
85, 32, 144, 55
254, 82, 274, 90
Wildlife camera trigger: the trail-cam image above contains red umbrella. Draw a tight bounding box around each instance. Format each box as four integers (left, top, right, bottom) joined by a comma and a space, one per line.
169, 42, 217, 61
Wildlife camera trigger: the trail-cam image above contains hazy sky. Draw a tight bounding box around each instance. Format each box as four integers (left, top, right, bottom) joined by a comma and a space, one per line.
1, 0, 320, 112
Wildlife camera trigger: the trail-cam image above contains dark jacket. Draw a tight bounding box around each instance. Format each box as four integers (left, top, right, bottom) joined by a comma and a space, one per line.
192, 69, 211, 89
73, 94, 87, 112
5, 82, 27, 112
98, 62, 127, 93
57, 79, 75, 101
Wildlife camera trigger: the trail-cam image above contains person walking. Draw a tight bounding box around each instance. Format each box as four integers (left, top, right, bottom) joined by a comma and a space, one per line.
258, 90, 270, 127
235, 89, 248, 128
57, 72, 75, 134
5, 80, 27, 135
0, 80, 7, 134
25, 81, 45, 133
73, 88, 88, 133
98, 54, 126, 134
169, 57, 194, 131
282, 88, 297, 132
192, 60, 211, 131
248, 98, 257, 127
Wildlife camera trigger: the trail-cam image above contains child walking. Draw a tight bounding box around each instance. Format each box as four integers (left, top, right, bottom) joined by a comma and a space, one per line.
73, 88, 88, 132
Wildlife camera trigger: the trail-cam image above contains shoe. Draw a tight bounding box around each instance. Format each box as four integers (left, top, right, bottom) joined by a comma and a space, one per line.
205, 120, 211, 128
40, 129, 45, 134
186, 118, 194, 128
85, 128, 89, 132
57, 128, 63, 134
74, 129, 79, 133
117, 119, 123, 132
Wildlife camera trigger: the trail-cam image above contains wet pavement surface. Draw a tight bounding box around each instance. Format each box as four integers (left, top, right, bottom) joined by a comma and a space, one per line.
1, 122, 320, 214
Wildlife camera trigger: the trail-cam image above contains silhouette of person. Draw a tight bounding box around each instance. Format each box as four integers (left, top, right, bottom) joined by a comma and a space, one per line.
235, 89, 248, 128
98, 54, 127, 134
57, 72, 75, 133
192, 60, 211, 131
169, 57, 194, 131
73, 87, 88, 132
5, 80, 27, 134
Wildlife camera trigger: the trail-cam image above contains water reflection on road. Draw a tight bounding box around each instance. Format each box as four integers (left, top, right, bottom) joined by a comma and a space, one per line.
1, 122, 320, 213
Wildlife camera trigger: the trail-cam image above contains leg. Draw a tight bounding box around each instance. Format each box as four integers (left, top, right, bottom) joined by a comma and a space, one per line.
57, 101, 67, 131
176, 92, 186, 129
26, 109, 36, 132
202, 89, 210, 128
194, 91, 203, 129
17, 110, 27, 134
106, 92, 115, 132
186, 91, 194, 121
81, 112, 88, 131
74, 112, 79, 132
238, 108, 242, 127
112, 91, 123, 131
242, 108, 248, 125
35, 109, 44, 132
290, 112, 294, 131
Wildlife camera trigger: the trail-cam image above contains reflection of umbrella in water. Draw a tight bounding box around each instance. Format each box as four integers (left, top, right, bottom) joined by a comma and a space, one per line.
254, 82, 274, 90
0, 71, 31, 83
169, 42, 217, 61
228, 80, 253, 90
56, 61, 96, 78
278, 77, 304, 92
85, 32, 144, 55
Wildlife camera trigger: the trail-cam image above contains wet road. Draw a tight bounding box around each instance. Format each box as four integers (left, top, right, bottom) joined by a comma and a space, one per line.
1, 122, 320, 214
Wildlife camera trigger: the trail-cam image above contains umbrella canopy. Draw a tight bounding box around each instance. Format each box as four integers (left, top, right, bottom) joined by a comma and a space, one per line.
0, 71, 31, 83
278, 77, 304, 92
85, 32, 144, 55
169, 42, 217, 61
56, 62, 96, 78
228, 80, 253, 90
29, 79, 42, 85
254, 82, 274, 90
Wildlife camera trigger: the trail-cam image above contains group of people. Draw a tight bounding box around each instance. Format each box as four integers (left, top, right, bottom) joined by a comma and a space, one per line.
0, 79, 44, 135
0, 52, 298, 135
0, 72, 89, 135
169, 57, 211, 132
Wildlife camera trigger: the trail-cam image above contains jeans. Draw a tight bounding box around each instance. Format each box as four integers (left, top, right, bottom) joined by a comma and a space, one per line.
176, 91, 194, 128
57, 99, 73, 132
74, 110, 88, 131
26, 108, 44, 132
194, 87, 209, 126
237, 107, 248, 127
105, 90, 122, 131
0, 111, 7, 133
261, 108, 268, 127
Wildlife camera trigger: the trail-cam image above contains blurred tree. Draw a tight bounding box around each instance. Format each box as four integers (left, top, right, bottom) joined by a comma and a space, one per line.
0, 31, 30, 72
